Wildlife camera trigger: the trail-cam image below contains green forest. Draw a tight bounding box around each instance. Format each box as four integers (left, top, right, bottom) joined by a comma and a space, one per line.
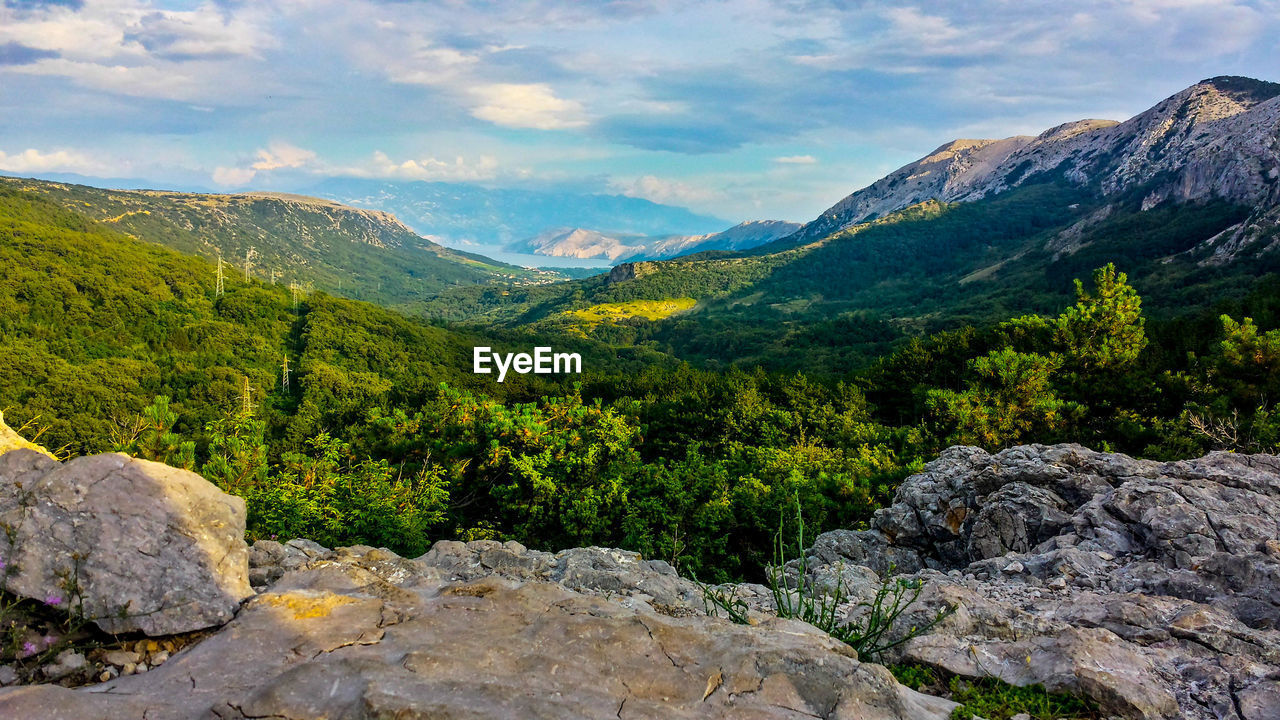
6, 183, 1280, 582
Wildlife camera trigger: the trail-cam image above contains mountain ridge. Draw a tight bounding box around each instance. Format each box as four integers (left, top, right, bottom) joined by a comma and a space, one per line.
0, 176, 545, 308
779, 75, 1280, 252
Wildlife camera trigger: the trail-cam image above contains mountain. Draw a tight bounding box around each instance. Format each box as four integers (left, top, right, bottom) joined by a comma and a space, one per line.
307, 178, 728, 246
505, 220, 801, 263
641, 220, 802, 259
781, 76, 1280, 252
0, 176, 549, 309
507, 227, 648, 261
422, 76, 1280, 370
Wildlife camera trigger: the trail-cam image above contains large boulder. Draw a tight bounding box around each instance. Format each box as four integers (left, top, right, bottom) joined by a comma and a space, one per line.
792, 444, 1280, 720
0, 448, 253, 636
0, 547, 959, 720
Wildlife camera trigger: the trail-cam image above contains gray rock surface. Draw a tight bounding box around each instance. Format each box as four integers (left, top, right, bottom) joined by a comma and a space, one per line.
0, 448, 252, 635
0, 545, 957, 720
793, 444, 1280, 720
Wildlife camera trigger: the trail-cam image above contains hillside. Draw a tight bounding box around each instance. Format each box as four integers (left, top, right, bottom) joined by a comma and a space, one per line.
0, 176, 552, 310
420, 77, 1280, 370
639, 220, 802, 259
0, 184, 652, 456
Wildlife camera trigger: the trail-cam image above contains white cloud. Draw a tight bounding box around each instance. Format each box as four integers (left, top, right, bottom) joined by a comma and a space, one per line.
0, 0, 278, 102
0, 147, 108, 175
251, 142, 317, 171
774, 155, 818, 164
211, 165, 257, 186
468, 83, 587, 130
210, 142, 317, 186
610, 174, 723, 208
345, 151, 501, 182
127, 5, 277, 60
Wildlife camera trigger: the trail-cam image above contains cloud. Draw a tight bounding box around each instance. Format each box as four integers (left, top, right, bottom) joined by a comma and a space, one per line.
0, 40, 57, 65
468, 83, 587, 130
344, 151, 502, 182
0, 146, 106, 174
124, 6, 277, 61
251, 142, 316, 171
211, 165, 256, 186
774, 155, 817, 164
610, 174, 723, 208
0, 0, 279, 102
211, 142, 316, 185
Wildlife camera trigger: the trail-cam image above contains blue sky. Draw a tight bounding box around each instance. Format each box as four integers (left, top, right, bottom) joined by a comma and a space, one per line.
1, 0, 1278, 221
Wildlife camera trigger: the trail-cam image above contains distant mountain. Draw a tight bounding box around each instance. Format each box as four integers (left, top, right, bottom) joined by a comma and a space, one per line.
780, 76, 1280, 255
506, 220, 802, 262
306, 178, 728, 247
641, 221, 802, 260
0, 177, 546, 309
507, 227, 648, 261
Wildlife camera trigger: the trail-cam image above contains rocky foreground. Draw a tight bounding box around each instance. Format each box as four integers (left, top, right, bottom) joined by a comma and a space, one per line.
0, 428, 1278, 719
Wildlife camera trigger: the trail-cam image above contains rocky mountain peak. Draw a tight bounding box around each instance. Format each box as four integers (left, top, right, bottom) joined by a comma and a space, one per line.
780, 75, 1280, 253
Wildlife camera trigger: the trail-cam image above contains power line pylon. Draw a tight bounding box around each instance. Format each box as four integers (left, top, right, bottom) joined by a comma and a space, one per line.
243, 247, 256, 282
239, 376, 255, 417
215, 253, 225, 298
281, 356, 290, 391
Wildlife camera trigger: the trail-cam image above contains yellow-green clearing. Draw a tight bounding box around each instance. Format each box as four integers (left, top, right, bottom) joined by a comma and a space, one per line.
563, 297, 697, 330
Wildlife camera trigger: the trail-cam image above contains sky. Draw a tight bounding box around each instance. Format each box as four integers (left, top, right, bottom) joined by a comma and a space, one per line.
1, 0, 1278, 222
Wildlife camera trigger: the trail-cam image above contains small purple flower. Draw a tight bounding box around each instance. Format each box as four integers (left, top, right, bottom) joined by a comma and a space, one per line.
0, 559, 7, 571
41, 634, 57, 647
20, 641, 37, 658
43, 594, 62, 607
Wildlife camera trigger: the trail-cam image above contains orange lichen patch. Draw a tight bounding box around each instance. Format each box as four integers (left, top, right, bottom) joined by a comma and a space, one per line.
256, 592, 359, 620
443, 579, 502, 598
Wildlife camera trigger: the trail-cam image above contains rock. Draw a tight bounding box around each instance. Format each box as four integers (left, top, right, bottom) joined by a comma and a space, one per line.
41, 651, 85, 681
0, 415, 54, 460
968, 482, 1071, 559
0, 666, 16, 686
414, 540, 707, 614
0, 449, 253, 636
792, 444, 1280, 720
248, 539, 330, 589
102, 650, 141, 667
799, 528, 923, 576
906, 627, 1178, 719
0, 551, 959, 720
